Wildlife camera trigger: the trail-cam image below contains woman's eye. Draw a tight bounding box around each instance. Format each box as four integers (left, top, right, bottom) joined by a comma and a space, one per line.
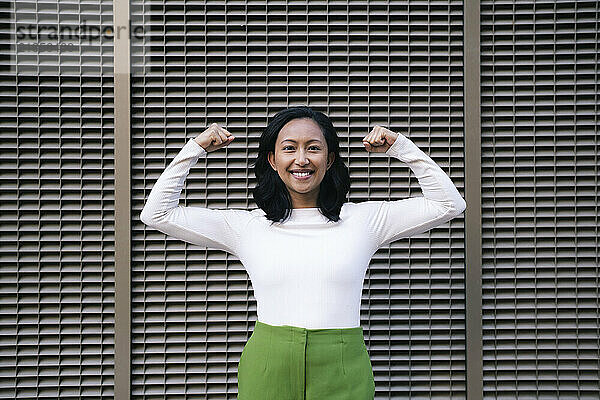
282, 145, 320, 151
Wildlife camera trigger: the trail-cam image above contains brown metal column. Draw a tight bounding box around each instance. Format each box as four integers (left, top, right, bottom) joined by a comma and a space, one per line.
114, 0, 131, 398
464, 0, 483, 399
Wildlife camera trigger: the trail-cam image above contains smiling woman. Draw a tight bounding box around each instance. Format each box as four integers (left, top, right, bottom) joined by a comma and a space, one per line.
252, 107, 350, 223
139, 105, 466, 399
267, 118, 335, 209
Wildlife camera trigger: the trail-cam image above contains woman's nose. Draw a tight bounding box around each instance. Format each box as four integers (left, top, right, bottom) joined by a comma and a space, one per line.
295, 151, 309, 165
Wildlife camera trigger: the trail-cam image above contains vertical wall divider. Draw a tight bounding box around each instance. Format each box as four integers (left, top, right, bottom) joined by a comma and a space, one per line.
114, 0, 131, 398
464, 0, 483, 399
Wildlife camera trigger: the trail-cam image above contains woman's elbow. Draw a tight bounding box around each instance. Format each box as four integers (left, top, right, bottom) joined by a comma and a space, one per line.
140, 206, 161, 227
441, 197, 466, 217
455, 197, 467, 214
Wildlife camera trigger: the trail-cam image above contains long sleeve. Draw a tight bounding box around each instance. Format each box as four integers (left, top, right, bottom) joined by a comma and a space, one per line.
139, 138, 252, 257
362, 132, 467, 248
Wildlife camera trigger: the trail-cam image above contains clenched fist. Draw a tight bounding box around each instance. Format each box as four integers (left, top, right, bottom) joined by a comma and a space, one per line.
362, 125, 399, 153
194, 123, 235, 152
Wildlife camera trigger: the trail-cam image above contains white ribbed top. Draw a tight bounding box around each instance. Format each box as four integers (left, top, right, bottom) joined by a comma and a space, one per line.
140, 132, 466, 329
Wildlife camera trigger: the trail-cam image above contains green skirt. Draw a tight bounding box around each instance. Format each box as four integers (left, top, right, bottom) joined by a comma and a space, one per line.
237, 320, 375, 400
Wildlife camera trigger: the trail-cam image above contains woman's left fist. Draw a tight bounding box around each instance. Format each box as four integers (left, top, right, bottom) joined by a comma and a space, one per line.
362, 125, 399, 153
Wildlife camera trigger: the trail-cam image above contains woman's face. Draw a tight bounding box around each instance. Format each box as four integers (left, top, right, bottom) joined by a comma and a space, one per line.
268, 118, 335, 208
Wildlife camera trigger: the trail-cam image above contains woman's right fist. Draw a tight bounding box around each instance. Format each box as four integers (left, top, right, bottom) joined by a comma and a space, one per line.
194, 123, 235, 152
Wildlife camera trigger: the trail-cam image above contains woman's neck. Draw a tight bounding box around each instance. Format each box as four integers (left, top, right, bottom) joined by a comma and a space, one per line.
290, 192, 318, 209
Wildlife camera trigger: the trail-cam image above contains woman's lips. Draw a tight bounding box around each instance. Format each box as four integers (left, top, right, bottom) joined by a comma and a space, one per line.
290, 171, 313, 180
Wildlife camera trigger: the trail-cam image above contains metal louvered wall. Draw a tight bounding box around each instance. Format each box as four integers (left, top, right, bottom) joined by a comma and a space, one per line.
3, 0, 598, 399
2, 0, 115, 398
129, 2, 466, 399
480, 1, 599, 399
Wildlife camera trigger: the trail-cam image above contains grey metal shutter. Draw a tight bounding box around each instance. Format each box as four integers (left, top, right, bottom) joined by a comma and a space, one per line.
131, 2, 466, 399
1, 0, 115, 398
480, 1, 600, 398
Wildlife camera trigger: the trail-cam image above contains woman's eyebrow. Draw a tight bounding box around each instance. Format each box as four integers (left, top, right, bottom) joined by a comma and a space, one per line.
281, 139, 323, 144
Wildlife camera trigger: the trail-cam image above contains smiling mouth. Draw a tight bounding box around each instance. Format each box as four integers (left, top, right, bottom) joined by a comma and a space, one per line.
290, 170, 314, 179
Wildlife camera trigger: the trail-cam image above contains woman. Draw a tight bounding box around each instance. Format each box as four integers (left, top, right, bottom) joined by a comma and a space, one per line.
140, 106, 467, 399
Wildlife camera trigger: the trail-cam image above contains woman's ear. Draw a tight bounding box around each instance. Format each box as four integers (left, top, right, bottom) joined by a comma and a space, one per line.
327, 152, 335, 170
268, 151, 277, 171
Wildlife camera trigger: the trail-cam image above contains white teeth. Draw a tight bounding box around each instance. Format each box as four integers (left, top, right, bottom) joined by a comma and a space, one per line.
292, 171, 311, 177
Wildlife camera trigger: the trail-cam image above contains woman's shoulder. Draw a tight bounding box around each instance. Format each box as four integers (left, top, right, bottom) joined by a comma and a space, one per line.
211, 207, 266, 225
216, 207, 264, 215
341, 200, 382, 213
248, 208, 267, 218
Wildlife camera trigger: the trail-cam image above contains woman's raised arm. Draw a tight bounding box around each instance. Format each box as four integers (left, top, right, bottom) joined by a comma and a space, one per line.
140, 124, 252, 256
360, 127, 467, 249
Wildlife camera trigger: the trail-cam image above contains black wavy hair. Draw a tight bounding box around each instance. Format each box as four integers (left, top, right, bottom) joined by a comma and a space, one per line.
251, 106, 351, 224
